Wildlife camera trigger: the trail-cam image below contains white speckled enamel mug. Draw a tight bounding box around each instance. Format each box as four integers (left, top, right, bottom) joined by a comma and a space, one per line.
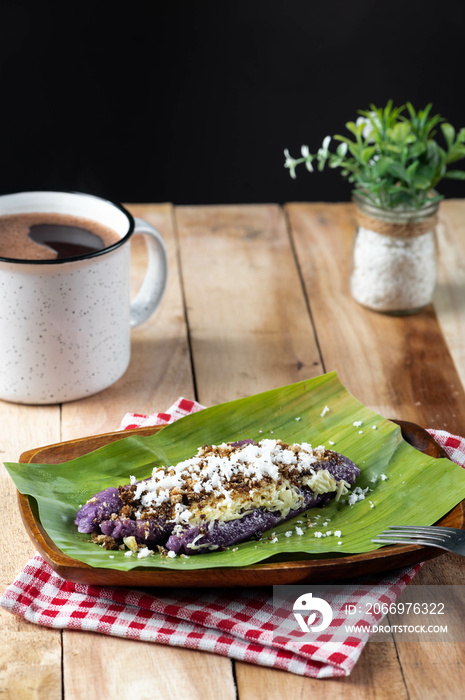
0, 191, 168, 404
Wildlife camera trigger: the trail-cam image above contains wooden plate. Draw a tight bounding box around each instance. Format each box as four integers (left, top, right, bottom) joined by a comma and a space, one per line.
17, 420, 464, 587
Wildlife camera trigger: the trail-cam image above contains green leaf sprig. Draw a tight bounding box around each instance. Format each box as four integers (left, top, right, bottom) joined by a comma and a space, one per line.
285, 101, 465, 209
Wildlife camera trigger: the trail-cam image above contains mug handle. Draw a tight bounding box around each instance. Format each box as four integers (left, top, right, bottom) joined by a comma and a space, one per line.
130, 217, 169, 328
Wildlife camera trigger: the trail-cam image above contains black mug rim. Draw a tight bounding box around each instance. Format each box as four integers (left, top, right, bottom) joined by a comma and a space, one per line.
0, 190, 135, 265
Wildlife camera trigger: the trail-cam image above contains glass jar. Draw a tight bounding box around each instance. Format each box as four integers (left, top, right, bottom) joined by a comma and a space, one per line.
350, 193, 439, 315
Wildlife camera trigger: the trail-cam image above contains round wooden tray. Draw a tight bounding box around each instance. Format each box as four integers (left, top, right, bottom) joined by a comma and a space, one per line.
17, 420, 463, 587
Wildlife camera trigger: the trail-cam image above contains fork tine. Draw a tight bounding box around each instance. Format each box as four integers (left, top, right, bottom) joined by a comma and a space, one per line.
371, 537, 451, 550
372, 524, 465, 553
374, 531, 450, 545
373, 533, 446, 543
387, 525, 459, 537
381, 528, 453, 541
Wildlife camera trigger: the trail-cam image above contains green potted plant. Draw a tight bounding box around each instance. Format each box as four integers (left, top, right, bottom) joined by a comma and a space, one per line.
284, 101, 465, 314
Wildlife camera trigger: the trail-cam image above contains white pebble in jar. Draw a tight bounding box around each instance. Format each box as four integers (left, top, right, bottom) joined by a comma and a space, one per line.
350, 227, 437, 313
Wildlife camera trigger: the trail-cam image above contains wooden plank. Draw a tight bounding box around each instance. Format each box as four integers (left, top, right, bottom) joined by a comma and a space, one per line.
235, 643, 408, 700
435, 200, 465, 389
392, 553, 465, 700
0, 403, 62, 699
60, 204, 236, 700
176, 204, 407, 699
285, 202, 465, 434
394, 642, 465, 700
63, 637, 237, 700
175, 204, 323, 404
286, 201, 465, 699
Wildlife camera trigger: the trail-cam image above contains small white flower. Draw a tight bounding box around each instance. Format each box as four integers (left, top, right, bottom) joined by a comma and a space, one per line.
299, 145, 314, 172
356, 116, 371, 139
356, 112, 380, 141
317, 136, 331, 160
284, 148, 298, 179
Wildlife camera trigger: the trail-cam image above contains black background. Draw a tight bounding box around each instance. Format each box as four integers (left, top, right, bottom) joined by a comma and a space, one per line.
1, 0, 464, 205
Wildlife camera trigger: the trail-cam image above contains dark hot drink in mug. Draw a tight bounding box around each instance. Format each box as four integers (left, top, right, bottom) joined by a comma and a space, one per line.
0, 212, 121, 261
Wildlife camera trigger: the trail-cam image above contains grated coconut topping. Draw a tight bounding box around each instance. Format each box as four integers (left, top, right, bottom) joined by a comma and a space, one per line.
121, 439, 351, 534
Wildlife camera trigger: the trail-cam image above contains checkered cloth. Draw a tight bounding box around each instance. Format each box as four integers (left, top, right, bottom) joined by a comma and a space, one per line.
119, 398, 203, 430
1, 398, 464, 678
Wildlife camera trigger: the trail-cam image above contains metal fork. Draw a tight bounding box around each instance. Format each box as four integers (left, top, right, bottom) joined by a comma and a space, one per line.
372, 526, 465, 556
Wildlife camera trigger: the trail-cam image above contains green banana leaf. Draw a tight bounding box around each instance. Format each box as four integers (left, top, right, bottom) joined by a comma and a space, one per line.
5, 371, 465, 571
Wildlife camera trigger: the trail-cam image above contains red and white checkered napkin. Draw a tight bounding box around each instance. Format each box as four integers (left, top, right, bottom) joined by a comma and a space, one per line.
1, 398, 464, 679
119, 398, 204, 430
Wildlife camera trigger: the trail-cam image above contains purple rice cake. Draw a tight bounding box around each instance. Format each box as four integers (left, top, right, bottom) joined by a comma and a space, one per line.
75, 438, 360, 558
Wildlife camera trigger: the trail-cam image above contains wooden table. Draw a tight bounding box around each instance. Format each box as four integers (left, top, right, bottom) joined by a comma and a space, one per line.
1, 201, 465, 699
